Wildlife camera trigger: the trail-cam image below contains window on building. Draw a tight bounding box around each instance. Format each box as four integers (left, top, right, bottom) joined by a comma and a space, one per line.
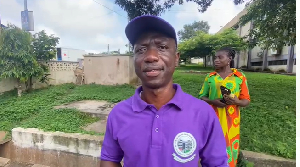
232, 24, 239, 30
268, 59, 287, 66
251, 61, 263, 66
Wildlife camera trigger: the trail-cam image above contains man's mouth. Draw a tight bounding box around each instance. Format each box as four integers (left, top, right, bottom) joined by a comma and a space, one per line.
143, 68, 163, 77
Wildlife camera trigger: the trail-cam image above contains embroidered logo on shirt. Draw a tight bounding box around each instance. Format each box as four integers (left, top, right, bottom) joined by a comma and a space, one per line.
172, 132, 197, 163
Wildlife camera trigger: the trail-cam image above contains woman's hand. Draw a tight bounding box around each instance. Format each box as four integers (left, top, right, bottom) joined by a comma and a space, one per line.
211, 99, 227, 108
223, 94, 240, 105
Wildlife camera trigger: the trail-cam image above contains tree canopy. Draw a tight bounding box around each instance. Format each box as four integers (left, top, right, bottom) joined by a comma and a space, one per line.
239, 0, 296, 49
177, 21, 210, 41
115, 0, 245, 20
178, 28, 247, 61
0, 24, 59, 95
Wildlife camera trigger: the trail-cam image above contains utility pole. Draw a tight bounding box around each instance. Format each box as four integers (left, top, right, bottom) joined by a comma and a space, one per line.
107, 44, 109, 54
22, 0, 30, 31
24, 0, 28, 11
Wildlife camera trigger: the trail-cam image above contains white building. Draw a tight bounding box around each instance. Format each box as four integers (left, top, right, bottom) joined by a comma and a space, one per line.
55, 47, 87, 62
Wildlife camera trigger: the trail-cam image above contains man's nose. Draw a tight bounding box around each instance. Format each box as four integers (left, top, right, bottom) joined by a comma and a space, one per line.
144, 47, 159, 63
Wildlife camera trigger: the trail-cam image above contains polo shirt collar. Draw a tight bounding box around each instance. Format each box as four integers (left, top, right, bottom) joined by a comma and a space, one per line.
132, 84, 184, 112
209, 68, 242, 77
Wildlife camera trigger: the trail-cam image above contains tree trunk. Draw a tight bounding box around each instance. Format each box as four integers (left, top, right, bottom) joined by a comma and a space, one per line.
28, 76, 33, 92
262, 49, 268, 71
16, 79, 23, 97
286, 45, 295, 73
24, 76, 33, 92
204, 56, 207, 67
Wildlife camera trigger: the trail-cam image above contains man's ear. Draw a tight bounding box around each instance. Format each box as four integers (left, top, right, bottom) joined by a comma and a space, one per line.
175, 52, 180, 67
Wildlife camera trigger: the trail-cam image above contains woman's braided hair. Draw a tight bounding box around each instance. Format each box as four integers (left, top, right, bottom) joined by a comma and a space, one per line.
218, 47, 236, 68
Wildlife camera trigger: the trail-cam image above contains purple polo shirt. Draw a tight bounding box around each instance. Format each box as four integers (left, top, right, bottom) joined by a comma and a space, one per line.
101, 84, 228, 167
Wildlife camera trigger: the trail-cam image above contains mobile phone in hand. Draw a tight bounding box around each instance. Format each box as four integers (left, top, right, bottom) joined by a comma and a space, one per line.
220, 86, 231, 104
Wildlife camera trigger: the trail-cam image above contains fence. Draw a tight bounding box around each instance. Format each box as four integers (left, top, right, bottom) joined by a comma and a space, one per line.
0, 61, 79, 93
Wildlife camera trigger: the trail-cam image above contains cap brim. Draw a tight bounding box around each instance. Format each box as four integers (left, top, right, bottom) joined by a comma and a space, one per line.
125, 15, 177, 46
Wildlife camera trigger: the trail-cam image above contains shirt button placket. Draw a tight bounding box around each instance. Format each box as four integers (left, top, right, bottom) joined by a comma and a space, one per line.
151, 111, 162, 148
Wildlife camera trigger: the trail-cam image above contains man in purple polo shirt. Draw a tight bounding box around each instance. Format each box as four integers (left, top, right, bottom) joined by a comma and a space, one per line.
100, 15, 228, 167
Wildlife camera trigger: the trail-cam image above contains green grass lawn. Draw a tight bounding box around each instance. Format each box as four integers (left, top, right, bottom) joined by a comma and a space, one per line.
0, 84, 136, 136
0, 64, 296, 159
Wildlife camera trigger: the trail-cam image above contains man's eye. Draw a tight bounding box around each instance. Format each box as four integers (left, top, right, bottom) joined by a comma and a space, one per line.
159, 45, 167, 50
136, 47, 146, 53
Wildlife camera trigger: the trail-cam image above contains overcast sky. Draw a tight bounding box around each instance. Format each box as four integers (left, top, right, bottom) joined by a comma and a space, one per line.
0, 0, 245, 54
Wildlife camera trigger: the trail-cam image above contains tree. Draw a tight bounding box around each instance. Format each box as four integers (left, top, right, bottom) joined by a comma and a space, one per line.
32, 30, 59, 62
110, 50, 121, 54
178, 21, 210, 41
178, 28, 247, 65
0, 24, 59, 96
178, 31, 212, 63
239, 0, 296, 50
125, 44, 133, 54
29, 30, 60, 89
115, 0, 245, 20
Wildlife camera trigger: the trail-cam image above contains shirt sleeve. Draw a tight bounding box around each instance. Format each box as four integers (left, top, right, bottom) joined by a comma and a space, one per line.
199, 74, 210, 98
238, 74, 250, 101
100, 113, 124, 162
199, 106, 228, 167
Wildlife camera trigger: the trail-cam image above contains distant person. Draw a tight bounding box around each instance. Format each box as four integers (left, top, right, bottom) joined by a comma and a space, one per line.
100, 15, 228, 167
199, 47, 250, 167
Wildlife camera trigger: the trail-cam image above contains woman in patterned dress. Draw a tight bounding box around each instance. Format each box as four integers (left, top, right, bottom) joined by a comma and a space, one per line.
199, 47, 250, 167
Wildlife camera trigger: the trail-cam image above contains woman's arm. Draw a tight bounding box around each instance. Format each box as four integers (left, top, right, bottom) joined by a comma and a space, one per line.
199, 75, 226, 108
200, 96, 213, 104
198, 75, 210, 99
235, 98, 250, 107
238, 73, 250, 107
201, 96, 226, 108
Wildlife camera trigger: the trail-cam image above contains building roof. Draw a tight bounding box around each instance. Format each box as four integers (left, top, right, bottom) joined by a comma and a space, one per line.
216, 7, 249, 34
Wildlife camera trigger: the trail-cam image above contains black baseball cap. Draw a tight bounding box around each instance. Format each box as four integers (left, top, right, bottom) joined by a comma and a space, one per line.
125, 15, 177, 46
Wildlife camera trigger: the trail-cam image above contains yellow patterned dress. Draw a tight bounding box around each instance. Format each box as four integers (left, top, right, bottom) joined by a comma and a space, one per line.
199, 68, 250, 167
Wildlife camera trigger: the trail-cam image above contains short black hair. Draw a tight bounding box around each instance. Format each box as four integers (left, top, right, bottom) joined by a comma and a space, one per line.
217, 47, 236, 68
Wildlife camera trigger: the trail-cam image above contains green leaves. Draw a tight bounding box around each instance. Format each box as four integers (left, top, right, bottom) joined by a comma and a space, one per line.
177, 21, 210, 41
0, 24, 34, 82
32, 30, 60, 61
178, 28, 247, 60
0, 24, 60, 90
239, 0, 295, 49
115, 0, 245, 20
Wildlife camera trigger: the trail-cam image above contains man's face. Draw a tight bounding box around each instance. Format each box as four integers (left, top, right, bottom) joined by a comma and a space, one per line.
133, 31, 180, 89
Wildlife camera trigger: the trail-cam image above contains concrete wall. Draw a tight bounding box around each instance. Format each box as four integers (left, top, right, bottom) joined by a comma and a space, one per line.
240, 22, 251, 38
191, 58, 204, 64
84, 55, 138, 85
128, 56, 139, 85
0, 128, 102, 167
0, 78, 16, 93
0, 127, 295, 167
0, 61, 79, 93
